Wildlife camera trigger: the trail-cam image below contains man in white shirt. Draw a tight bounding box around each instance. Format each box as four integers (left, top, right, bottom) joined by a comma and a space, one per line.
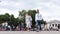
35, 9, 42, 32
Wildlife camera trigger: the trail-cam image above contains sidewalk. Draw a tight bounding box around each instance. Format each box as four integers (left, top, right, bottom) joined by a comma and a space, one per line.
0, 31, 60, 34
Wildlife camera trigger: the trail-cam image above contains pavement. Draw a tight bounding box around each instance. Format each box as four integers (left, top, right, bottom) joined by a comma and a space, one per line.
0, 31, 60, 34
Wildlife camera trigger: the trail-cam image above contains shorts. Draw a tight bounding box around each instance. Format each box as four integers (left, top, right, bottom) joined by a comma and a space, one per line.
26, 22, 31, 28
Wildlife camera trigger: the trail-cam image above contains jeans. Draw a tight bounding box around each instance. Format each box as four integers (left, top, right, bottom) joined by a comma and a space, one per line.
36, 20, 41, 31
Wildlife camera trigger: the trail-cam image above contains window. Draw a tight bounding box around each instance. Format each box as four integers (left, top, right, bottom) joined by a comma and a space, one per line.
50, 25, 51, 26
52, 24, 54, 27
55, 24, 57, 26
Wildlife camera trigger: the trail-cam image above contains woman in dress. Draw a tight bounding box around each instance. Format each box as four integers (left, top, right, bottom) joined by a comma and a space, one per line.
25, 12, 32, 31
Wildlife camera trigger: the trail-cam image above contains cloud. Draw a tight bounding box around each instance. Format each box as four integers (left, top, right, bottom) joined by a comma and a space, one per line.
0, 8, 19, 18
0, 0, 60, 22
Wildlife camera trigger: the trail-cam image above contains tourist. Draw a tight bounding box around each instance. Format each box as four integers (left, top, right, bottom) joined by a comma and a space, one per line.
25, 12, 32, 31
35, 9, 43, 32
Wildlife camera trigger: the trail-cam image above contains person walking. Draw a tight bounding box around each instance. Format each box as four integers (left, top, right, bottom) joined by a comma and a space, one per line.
25, 12, 32, 31
35, 9, 43, 32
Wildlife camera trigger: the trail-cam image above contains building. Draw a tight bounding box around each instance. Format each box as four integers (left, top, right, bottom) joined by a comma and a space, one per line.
47, 20, 60, 29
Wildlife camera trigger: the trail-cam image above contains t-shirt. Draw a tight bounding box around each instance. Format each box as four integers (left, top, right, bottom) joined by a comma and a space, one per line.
35, 13, 42, 21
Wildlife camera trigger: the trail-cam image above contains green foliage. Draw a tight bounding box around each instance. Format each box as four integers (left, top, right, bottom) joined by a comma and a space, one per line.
19, 10, 46, 28
0, 10, 46, 28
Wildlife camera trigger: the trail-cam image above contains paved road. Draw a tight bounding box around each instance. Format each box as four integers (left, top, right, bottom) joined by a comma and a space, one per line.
0, 31, 60, 34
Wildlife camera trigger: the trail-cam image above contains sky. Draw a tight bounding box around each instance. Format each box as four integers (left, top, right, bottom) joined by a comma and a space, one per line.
0, 0, 60, 22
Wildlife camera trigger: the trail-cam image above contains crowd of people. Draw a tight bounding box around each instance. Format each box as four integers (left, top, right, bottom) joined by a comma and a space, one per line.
0, 9, 43, 32
3, 9, 60, 32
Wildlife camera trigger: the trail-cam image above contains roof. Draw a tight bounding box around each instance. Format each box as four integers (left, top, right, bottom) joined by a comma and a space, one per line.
47, 20, 60, 24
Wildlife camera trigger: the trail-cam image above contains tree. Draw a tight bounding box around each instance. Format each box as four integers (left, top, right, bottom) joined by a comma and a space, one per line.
19, 10, 26, 27
4, 13, 10, 22
8, 14, 15, 26
19, 10, 26, 16
0, 15, 5, 23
